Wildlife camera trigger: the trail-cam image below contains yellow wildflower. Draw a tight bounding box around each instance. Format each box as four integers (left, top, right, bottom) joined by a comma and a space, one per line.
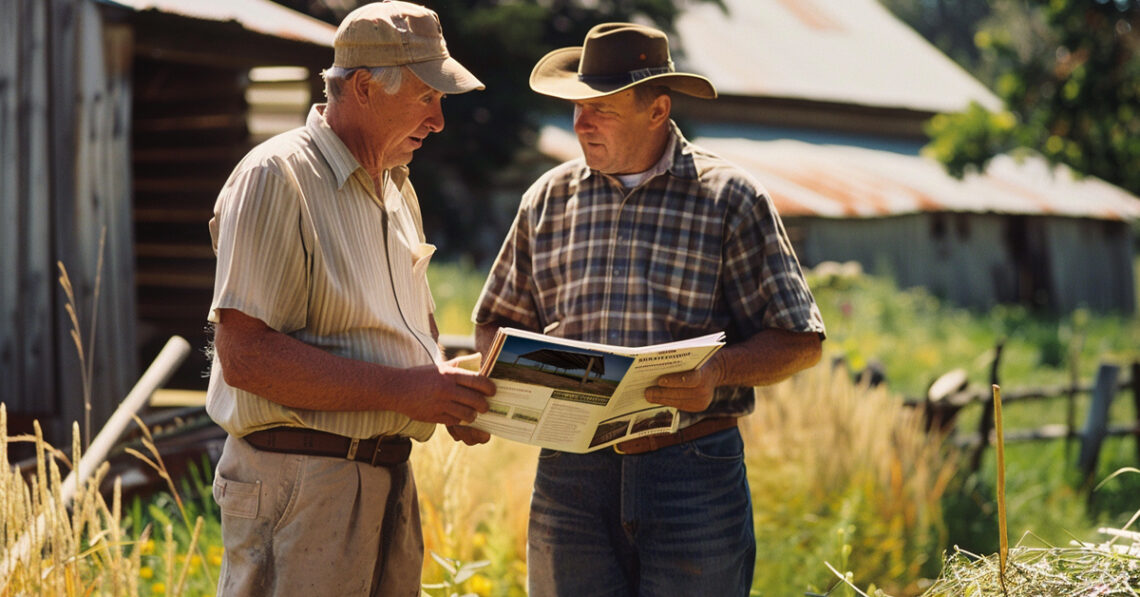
467, 574, 493, 596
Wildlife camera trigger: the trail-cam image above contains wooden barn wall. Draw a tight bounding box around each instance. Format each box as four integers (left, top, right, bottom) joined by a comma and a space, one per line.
0, 0, 137, 447
1044, 217, 1136, 313
793, 214, 1016, 310
792, 213, 1137, 313
0, 0, 53, 421
132, 57, 253, 389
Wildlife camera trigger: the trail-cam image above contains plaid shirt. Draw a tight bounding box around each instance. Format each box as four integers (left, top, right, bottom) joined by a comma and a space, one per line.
475, 122, 825, 425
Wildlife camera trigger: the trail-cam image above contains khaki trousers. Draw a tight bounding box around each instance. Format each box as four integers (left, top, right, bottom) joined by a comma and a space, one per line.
212, 434, 424, 596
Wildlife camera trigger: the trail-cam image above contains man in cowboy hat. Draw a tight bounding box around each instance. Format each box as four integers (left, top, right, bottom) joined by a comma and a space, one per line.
462, 22, 826, 595
206, 2, 495, 595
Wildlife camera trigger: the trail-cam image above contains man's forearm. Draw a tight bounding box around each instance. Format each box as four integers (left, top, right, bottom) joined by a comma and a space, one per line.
216, 312, 423, 412
713, 328, 823, 388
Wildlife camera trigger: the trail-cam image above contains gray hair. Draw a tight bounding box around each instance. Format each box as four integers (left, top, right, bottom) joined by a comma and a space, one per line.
322, 65, 404, 101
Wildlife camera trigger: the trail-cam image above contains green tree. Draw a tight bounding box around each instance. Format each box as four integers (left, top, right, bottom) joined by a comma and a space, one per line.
275, 0, 724, 260
911, 0, 1140, 197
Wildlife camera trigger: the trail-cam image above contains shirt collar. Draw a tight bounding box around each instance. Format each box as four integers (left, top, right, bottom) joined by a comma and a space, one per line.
664, 120, 700, 181
306, 104, 410, 192
583, 120, 698, 184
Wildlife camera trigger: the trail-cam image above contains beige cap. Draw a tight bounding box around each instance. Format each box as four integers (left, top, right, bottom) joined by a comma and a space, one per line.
333, 1, 484, 94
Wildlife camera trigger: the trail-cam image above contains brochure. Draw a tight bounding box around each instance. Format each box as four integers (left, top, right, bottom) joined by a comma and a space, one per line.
468, 327, 725, 453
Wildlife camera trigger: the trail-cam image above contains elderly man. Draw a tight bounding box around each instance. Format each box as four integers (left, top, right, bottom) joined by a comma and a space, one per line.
465, 23, 826, 596
206, 2, 493, 595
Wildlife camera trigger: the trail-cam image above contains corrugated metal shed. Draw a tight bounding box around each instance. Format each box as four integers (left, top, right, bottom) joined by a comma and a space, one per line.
537, 125, 1139, 312
98, 0, 335, 46
673, 0, 1002, 114
538, 126, 1140, 222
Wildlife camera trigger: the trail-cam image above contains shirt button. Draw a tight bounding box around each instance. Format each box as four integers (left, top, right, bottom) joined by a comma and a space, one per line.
613, 268, 622, 276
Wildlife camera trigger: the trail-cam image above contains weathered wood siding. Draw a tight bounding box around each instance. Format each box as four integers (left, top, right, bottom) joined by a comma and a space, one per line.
1, 0, 55, 421
1044, 217, 1136, 313
132, 57, 253, 388
791, 213, 1137, 312
0, 0, 137, 446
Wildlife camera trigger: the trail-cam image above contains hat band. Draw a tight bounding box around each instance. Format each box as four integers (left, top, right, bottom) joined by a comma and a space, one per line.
577, 63, 674, 86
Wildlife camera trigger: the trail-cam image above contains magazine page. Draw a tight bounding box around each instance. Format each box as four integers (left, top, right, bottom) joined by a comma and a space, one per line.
468, 328, 725, 453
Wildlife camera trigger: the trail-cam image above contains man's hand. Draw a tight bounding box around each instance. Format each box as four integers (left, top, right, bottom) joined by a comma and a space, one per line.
645, 356, 725, 412
399, 363, 495, 426
447, 425, 492, 446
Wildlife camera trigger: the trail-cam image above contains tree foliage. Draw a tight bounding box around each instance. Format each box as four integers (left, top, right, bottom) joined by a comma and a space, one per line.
274, 0, 723, 260
889, 0, 1140, 197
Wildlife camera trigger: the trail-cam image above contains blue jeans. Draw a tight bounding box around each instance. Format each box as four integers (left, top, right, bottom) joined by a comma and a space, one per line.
527, 428, 755, 597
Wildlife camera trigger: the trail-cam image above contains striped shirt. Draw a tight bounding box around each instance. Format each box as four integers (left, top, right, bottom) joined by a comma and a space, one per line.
474, 122, 825, 426
206, 104, 440, 441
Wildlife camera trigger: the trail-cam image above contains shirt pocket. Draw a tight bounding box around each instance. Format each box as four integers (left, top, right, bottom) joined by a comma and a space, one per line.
645, 246, 720, 332
213, 474, 261, 520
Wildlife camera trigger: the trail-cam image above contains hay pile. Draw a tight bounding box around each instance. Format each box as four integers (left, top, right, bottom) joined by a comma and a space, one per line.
918, 538, 1140, 597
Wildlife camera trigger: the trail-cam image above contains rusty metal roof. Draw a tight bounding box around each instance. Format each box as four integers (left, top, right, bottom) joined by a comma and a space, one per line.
102, 0, 335, 46
673, 0, 1002, 114
538, 126, 1140, 221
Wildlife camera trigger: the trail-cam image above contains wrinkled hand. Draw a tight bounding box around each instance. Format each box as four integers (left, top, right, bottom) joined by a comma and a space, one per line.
447, 425, 492, 446
400, 362, 495, 426
645, 357, 725, 412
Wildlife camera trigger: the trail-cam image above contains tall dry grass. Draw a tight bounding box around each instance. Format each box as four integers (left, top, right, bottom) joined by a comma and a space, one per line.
1, 405, 141, 595
747, 364, 959, 595
412, 431, 538, 596
409, 362, 958, 596
0, 406, 211, 597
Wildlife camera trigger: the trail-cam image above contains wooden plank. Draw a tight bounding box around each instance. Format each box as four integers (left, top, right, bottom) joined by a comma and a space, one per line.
133, 207, 214, 223
149, 389, 207, 408
135, 243, 217, 259
132, 113, 248, 133
0, 0, 21, 409
954, 423, 1139, 449
18, 0, 57, 417
1078, 363, 1121, 479
85, 11, 139, 433
49, 0, 88, 443
135, 272, 217, 289
1133, 362, 1140, 462
134, 178, 231, 193
132, 145, 250, 164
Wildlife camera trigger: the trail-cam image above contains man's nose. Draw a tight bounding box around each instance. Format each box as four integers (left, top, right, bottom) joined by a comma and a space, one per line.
572, 106, 593, 133
426, 102, 444, 133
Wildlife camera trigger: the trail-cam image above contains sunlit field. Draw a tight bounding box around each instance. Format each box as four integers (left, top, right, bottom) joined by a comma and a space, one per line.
3, 260, 1138, 596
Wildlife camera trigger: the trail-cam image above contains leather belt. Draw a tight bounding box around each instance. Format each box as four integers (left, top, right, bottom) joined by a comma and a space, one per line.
243, 427, 411, 467
613, 416, 738, 455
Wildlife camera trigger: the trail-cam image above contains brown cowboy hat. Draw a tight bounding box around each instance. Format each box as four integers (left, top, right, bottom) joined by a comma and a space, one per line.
529, 23, 717, 100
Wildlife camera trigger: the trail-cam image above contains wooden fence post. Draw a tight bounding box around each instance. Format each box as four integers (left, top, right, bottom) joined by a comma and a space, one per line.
1077, 363, 1121, 481
1132, 361, 1140, 463
970, 342, 1004, 473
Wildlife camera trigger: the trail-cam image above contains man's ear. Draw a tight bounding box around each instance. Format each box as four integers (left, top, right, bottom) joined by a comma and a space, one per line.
347, 69, 372, 104
648, 94, 672, 129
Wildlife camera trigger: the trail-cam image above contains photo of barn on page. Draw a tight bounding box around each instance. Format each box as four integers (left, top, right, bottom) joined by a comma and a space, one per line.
470, 328, 725, 453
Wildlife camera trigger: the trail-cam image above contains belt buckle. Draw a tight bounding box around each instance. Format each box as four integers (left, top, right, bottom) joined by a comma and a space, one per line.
613, 442, 628, 455
346, 438, 361, 460
369, 438, 387, 466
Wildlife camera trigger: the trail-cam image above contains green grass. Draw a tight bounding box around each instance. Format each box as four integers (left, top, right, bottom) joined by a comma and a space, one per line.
426, 258, 1140, 582
13, 258, 1137, 596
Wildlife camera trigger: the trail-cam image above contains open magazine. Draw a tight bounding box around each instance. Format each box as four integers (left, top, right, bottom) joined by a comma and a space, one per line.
467, 327, 725, 453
